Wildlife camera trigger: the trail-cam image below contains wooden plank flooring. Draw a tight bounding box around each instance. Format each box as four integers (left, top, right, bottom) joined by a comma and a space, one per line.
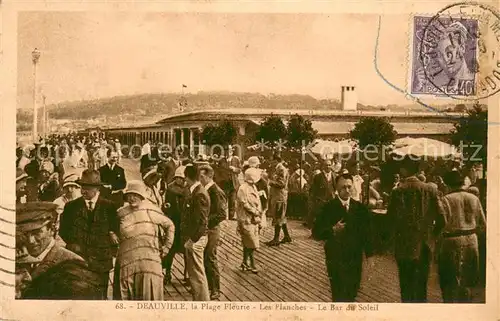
110, 158, 469, 303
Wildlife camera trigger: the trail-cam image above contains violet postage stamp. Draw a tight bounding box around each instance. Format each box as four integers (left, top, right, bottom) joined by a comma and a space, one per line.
411, 16, 479, 97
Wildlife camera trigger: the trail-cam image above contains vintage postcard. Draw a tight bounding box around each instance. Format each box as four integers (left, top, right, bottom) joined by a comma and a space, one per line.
1, 1, 499, 321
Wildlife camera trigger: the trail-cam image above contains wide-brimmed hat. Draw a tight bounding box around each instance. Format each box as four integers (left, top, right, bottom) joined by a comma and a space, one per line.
62, 173, 81, 188
247, 156, 260, 168
123, 180, 149, 200
76, 169, 102, 186
142, 165, 159, 181
244, 168, 262, 184
16, 168, 28, 182
174, 166, 186, 179
17, 202, 57, 232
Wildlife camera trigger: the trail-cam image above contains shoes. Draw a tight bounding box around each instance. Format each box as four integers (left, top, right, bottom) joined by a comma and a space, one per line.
249, 266, 259, 274
210, 291, 221, 300
182, 278, 190, 285
240, 263, 250, 271
163, 274, 172, 285
280, 237, 292, 244
265, 240, 281, 247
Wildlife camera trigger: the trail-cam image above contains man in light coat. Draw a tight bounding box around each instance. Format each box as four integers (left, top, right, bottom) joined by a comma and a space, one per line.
265, 155, 291, 246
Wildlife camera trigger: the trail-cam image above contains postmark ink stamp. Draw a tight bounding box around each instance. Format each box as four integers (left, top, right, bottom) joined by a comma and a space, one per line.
410, 2, 500, 100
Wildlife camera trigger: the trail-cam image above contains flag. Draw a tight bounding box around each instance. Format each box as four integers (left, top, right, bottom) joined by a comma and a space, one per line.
182, 84, 187, 88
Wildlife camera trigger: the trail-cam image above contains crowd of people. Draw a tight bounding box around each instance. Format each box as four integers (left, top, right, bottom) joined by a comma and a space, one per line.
15, 133, 487, 303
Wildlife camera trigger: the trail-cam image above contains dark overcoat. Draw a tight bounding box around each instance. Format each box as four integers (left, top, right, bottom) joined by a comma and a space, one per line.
312, 197, 374, 301
21, 245, 102, 300
59, 196, 119, 274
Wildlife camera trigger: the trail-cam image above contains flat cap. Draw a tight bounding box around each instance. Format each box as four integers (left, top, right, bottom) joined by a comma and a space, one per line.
17, 202, 57, 232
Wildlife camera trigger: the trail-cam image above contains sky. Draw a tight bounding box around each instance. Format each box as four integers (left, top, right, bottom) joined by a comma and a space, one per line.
17, 12, 414, 108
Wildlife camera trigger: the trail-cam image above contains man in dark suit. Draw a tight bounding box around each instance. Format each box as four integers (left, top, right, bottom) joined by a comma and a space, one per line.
158, 152, 180, 194
217, 147, 241, 220
183, 164, 211, 301
307, 159, 337, 228
16, 202, 101, 299
387, 156, 445, 303
59, 170, 120, 300
312, 172, 374, 302
98, 150, 127, 207
199, 164, 227, 300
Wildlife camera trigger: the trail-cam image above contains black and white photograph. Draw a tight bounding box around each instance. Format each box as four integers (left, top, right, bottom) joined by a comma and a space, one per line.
1, 2, 499, 320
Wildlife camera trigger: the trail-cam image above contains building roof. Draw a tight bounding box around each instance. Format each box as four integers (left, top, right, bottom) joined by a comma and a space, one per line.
155, 108, 464, 124
311, 121, 454, 135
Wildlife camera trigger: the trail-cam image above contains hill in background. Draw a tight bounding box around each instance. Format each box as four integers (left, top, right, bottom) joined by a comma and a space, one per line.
17, 91, 461, 132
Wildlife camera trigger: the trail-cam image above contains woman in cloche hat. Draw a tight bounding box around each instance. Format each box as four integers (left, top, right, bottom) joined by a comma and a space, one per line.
113, 180, 175, 300
236, 167, 264, 273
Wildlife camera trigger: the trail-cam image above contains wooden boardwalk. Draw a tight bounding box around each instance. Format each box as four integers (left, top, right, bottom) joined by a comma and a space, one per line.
117, 158, 452, 303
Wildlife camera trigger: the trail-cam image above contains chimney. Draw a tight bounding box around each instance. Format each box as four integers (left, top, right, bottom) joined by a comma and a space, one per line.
341, 86, 357, 111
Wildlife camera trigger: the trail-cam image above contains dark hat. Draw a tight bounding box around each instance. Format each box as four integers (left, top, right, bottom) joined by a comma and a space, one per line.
76, 169, 102, 186
444, 170, 464, 187
17, 202, 57, 232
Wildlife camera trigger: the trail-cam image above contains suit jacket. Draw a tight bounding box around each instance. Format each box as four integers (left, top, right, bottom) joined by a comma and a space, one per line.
59, 196, 119, 273
22, 244, 102, 300
387, 176, 446, 260
158, 158, 178, 191
217, 156, 241, 191
183, 184, 210, 243
310, 171, 336, 205
99, 163, 126, 192
312, 197, 374, 263
206, 183, 228, 229
269, 162, 289, 203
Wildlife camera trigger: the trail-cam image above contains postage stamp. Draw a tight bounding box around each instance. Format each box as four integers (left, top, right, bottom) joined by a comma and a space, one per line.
410, 2, 500, 100
411, 15, 479, 97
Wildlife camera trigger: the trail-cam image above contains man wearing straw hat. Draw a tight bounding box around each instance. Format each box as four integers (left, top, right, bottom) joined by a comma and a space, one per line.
53, 173, 82, 242
17, 202, 101, 299
59, 169, 120, 300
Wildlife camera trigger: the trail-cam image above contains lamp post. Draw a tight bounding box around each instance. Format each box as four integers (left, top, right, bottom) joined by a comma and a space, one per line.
32, 48, 41, 143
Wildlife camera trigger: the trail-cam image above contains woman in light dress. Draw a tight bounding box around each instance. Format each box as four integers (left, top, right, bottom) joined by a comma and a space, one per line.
236, 167, 263, 273
114, 180, 175, 300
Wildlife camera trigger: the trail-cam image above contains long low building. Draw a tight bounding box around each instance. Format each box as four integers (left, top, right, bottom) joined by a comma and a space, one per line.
101, 86, 462, 155
103, 107, 462, 155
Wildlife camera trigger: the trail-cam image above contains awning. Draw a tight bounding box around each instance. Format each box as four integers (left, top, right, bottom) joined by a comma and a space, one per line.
391, 137, 461, 158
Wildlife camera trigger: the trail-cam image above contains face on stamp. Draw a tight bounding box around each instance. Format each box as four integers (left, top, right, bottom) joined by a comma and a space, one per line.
412, 16, 478, 97
411, 3, 500, 100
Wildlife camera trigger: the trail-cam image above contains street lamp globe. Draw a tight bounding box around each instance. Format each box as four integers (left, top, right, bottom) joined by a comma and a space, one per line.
32, 48, 41, 64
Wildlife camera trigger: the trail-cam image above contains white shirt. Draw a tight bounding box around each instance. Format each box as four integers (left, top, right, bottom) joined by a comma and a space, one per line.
339, 196, 351, 212
189, 181, 201, 194
323, 171, 333, 182
33, 238, 55, 262
85, 193, 100, 211
204, 181, 215, 191
108, 163, 115, 171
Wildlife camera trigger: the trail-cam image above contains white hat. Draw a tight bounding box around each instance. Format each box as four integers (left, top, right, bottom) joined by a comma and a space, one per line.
62, 173, 81, 188
124, 180, 149, 200
244, 168, 262, 184
247, 156, 261, 168
174, 166, 186, 179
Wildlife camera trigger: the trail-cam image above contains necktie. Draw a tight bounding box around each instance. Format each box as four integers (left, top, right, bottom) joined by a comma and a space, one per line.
88, 201, 93, 211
